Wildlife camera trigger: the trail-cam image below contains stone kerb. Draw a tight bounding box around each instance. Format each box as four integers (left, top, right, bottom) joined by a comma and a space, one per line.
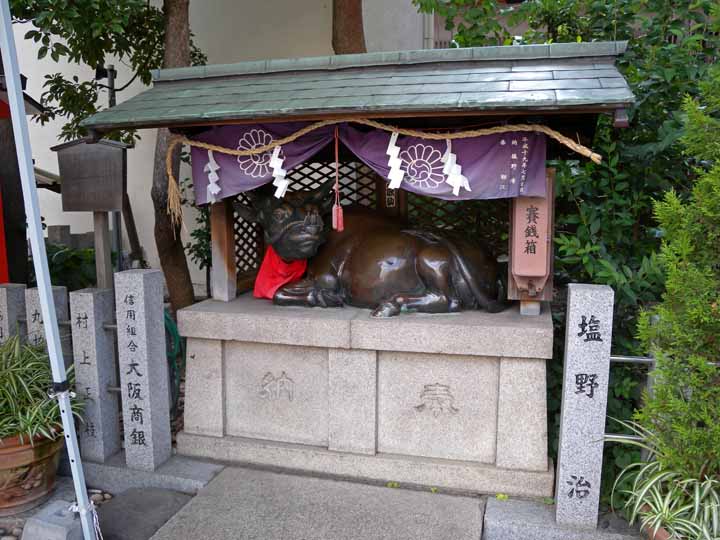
0, 283, 26, 343
555, 284, 614, 529
115, 269, 171, 472
70, 288, 122, 462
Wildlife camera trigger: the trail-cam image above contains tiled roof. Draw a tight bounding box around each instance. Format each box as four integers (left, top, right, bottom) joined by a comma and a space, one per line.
82, 41, 634, 133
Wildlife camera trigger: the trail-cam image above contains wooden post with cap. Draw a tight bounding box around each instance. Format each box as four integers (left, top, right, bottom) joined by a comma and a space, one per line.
210, 199, 236, 301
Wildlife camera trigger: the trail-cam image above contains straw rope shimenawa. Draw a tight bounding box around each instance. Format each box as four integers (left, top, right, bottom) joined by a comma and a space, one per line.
165, 117, 602, 226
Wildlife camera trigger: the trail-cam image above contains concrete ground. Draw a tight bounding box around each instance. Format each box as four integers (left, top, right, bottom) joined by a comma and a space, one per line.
12, 466, 640, 540
150, 467, 485, 540
97, 488, 191, 540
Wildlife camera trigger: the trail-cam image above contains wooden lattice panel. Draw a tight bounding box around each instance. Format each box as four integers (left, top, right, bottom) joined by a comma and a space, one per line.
407, 193, 509, 255
286, 161, 377, 208
233, 192, 264, 273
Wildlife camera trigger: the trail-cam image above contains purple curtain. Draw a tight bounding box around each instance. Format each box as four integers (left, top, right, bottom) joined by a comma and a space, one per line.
190, 121, 546, 206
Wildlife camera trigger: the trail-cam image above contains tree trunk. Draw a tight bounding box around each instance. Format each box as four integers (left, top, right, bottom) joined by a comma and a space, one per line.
150, 0, 194, 312
332, 0, 367, 54
0, 119, 28, 284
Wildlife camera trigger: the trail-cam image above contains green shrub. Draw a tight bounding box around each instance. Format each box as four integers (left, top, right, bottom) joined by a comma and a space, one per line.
29, 243, 97, 291
636, 69, 720, 476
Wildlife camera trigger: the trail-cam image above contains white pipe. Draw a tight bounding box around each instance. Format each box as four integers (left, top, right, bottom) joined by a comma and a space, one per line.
422, 12, 434, 49
0, 3, 97, 539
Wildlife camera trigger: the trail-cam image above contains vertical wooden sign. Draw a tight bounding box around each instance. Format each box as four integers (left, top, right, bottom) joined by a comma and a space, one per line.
508, 168, 554, 314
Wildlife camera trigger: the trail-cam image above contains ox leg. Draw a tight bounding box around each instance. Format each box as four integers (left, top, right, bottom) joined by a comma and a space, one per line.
274, 275, 344, 308
372, 291, 454, 317
372, 246, 461, 317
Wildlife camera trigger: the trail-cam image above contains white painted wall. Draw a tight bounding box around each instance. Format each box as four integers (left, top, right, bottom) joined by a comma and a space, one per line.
13, 0, 424, 292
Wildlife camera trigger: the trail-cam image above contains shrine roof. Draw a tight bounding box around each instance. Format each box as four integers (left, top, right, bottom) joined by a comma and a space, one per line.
82, 41, 634, 133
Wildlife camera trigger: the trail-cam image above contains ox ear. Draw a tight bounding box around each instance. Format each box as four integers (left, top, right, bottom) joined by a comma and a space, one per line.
233, 199, 258, 223
233, 184, 274, 223
310, 181, 335, 214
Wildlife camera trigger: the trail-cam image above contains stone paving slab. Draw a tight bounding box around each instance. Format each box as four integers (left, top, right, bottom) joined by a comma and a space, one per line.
151, 467, 485, 540
97, 488, 191, 540
59, 451, 224, 495
482, 497, 640, 540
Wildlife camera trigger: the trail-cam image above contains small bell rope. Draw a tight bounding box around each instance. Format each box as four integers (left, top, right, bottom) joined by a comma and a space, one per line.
165, 117, 602, 227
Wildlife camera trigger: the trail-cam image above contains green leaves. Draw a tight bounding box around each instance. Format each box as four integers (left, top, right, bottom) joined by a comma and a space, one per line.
0, 336, 83, 443
10, 0, 207, 143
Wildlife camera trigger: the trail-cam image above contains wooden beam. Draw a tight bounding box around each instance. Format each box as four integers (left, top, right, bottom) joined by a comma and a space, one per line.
93, 211, 113, 289
210, 199, 236, 301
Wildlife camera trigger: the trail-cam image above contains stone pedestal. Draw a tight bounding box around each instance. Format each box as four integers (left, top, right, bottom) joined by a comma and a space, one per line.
0, 283, 26, 343
115, 270, 171, 471
555, 284, 614, 529
178, 295, 555, 496
25, 286, 71, 364
69, 288, 122, 462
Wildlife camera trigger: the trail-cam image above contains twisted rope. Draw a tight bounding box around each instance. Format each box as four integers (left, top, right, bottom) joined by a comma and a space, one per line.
165, 117, 602, 226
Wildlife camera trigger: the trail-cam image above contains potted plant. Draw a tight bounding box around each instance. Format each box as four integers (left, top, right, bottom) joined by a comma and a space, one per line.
609, 421, 719, 540
0, 336, 83, 516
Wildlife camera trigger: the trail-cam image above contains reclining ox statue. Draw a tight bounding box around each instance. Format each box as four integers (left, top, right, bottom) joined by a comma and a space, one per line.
236, 183, 506, 317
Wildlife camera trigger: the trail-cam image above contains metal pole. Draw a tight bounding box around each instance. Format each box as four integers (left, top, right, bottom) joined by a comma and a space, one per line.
107, 63, 123, 272
0, 4, 97, 539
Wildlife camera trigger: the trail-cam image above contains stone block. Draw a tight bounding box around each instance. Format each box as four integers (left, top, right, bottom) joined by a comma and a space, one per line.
328, 348, 377, 455
178, 295, 359, 348
47, 225, 72, 246
25, 287, 70, 363
69, 288, 121, 463
59, 451, 223, 495
0, 283, 26, 343
177, 431, 555, 497
377, 351, 499, 463
115, 270, 171, 471
555, 284, 614, 529
350, 306, 554, 359
483, 498, 640, 540
20, 500, 82, 540
184, 338, 224, 437
225, 341, 329, 446
496, 357, 548, 471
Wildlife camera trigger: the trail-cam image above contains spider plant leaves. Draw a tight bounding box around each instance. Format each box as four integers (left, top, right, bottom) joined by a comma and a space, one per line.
610, 416, 720, 540
0, 335, 83, 444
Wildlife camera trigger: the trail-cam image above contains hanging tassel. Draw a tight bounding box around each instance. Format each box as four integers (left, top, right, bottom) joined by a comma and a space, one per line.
332, 127, 344, 232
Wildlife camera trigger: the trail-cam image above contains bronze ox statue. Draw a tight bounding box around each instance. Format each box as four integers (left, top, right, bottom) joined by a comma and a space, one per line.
236, 183, 506, 317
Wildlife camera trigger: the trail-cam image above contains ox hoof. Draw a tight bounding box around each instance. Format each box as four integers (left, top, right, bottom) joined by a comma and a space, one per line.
371, 302, 400, 318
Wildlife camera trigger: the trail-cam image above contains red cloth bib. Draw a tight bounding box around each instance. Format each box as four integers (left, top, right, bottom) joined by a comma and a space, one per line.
253, 245, 307, 300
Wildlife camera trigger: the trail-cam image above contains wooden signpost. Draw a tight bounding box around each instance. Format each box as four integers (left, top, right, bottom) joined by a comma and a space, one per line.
52, 139, 130, 289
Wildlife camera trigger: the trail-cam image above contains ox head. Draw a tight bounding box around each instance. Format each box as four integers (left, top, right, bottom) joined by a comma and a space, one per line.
234, 182, 334, 261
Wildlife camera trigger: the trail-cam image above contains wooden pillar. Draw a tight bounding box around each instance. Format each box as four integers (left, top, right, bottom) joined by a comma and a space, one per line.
94, 211, 113, 289
210, 200, 236, 301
